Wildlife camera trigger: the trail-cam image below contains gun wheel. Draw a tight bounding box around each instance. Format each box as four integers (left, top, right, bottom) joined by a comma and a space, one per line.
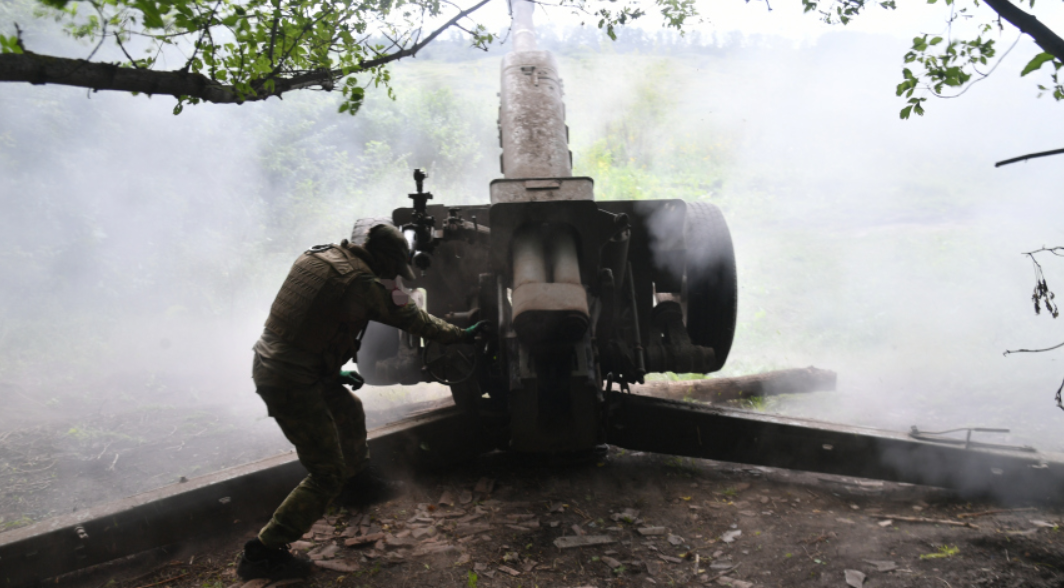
683, 201, 738, 371
423, 341, 479, 386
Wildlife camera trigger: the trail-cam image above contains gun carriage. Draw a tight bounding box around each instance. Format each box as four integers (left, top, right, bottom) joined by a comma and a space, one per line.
355, 0, 736, 457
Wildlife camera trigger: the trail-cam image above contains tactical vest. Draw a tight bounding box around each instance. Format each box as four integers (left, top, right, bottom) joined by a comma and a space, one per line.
264, 245, 373, 357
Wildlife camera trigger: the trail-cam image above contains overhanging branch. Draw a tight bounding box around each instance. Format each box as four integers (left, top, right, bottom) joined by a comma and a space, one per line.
356, 0, 492, 69
0, 52, 252, 103
0, 0, 493, 104
981, 0, 1064, 63
995, 146, 1064, 167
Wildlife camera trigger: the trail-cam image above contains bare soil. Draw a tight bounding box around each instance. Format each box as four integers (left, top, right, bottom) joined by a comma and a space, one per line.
0, 374, 442, 532
53, 447, 1064, 588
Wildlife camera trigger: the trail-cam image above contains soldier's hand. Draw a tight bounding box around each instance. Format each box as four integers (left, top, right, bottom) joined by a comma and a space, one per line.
462, 320, 488, 343
338, 370, 365, 390
459, 321, 487, 344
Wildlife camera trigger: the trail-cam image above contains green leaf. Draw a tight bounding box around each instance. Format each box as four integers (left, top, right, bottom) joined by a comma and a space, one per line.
899, 104, 913, 119
0, 35, 23, 54
1022, 52, 1055, 77
930, 36, 943, 45
133, 0, 165, 28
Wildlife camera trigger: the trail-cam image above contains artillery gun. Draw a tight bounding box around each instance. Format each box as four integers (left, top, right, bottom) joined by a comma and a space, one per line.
354, 0, 735, 457
6, 2, 1064, 585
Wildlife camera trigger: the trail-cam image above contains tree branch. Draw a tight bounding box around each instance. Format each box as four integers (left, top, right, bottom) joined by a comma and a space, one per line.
355, 0, 492, 69
0, 0, 493, 104
981, 0, 1064, 62
995, 147, 1064, 167
0, 51, 250, 102
1003, 340, 1064, 355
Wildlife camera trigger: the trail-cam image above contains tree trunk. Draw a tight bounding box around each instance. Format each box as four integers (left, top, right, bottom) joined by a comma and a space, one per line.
633, 367, 837, 403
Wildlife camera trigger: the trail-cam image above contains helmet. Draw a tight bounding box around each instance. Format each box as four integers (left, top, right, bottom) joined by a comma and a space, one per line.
365, 224, 415, 281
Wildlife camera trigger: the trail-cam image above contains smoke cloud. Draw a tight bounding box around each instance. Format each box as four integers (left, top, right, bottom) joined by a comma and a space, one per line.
2, 21, 1064, 525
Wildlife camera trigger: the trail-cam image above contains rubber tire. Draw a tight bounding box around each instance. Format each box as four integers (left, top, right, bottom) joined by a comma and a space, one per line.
684, 202, 738, 372
351, 217, 402, 386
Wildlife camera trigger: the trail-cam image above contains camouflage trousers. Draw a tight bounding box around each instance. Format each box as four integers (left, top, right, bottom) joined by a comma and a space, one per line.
252, 368, 368, 548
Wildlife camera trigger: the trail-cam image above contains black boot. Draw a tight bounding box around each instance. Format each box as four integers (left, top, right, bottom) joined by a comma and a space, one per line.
237, 538, 313, 580
335, 468, 399, 507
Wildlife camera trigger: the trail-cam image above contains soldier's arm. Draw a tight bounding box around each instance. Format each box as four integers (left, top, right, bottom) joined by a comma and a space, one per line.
349, 275, 465, 344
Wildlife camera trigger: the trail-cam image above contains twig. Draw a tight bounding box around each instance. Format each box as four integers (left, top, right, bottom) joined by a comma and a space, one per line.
871, 514, 978, 529
957, 507, 1038, 519
934, 33, 1022, 100
183, 0, 224, 72
114, 33, 141, 69
704, 563, 742, 583
96, 442, 114, 460
13, 23, 26, 52
996, 147, 1064, 167
1025, 246, 1064, 258
1004, 340, 1064, 355
108, 453, 120, 471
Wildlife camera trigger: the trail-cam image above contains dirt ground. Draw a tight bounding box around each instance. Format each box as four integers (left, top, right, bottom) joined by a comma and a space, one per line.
53, 447, 1064, 588
0, 374, 444, 531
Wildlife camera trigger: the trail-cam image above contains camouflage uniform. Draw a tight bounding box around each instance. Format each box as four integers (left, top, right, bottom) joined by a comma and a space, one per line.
252, 242, 463, 549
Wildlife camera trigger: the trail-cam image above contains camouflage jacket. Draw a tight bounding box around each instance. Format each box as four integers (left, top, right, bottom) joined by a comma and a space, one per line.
253, 244, 463, 386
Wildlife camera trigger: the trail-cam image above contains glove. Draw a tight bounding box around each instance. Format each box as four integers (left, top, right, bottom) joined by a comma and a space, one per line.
462, 320, 488, 343
338, 370, 365, 390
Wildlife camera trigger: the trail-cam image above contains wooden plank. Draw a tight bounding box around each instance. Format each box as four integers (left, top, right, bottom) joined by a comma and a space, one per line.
0, 406, 490, 588
606, 392, 1064, 502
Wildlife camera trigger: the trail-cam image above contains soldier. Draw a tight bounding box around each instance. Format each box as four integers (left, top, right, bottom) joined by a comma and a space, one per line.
238, 224, 482, 580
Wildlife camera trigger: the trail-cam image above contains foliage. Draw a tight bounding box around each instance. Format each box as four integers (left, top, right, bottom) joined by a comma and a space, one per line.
570, 57, 730, 203
0, 0, 698, 113
1, 0, 1061, 117
802, 0, 1064, 117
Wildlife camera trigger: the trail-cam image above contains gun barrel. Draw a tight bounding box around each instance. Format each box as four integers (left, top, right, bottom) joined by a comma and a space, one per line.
497, 0, 573, 188
511, 0, 537, 52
